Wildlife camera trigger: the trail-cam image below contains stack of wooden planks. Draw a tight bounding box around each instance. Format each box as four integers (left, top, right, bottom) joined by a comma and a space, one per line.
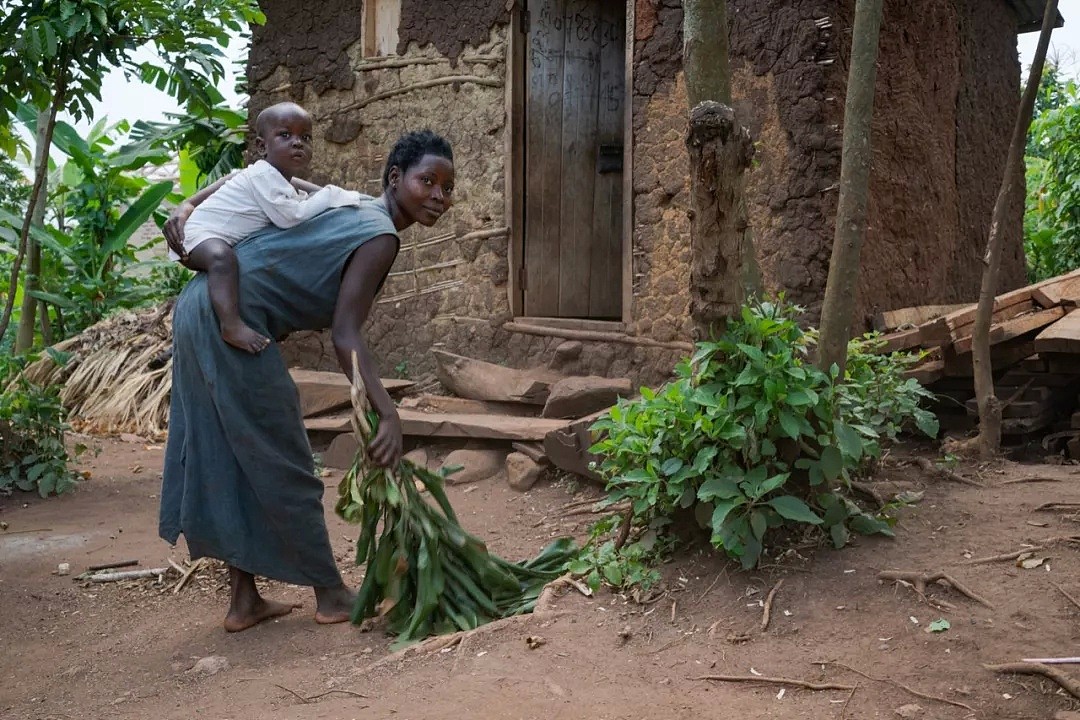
875, 268, 1080, 449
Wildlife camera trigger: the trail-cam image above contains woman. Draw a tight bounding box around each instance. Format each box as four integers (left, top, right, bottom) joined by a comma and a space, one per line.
159, 130, 455, 632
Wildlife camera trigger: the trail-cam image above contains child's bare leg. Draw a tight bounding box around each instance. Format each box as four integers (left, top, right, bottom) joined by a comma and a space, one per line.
224, 566, 302, 632
314, 583, 355, 625
185, 239, 270, 354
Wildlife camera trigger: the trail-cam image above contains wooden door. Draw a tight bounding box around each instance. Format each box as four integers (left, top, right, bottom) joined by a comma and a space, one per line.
523, 0, 625, 319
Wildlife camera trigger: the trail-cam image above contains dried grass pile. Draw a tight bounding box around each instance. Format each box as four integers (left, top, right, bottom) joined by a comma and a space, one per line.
20, 301, 174, 438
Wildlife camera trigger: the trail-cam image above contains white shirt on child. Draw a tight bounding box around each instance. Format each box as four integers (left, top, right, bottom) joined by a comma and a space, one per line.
168, 159, 369, 261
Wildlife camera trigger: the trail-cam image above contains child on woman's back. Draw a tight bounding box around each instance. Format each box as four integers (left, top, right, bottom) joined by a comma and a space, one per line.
165, 102, 366, 353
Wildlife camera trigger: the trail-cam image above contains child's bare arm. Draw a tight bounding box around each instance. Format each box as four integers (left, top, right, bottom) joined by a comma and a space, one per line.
290, 177, 322, 194
164, 171, 240, 262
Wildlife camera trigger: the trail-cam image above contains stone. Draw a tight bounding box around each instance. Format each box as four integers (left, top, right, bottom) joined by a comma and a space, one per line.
403, 447, 430, 469
189, 656, 230, 677
320, 433, 359, 470
548, 341, 583, 370
894, 705, 924, 719
542, 376, 633, 419
56, 563, 70, 576
440, 448, 506, 485
506, 452, 542, 492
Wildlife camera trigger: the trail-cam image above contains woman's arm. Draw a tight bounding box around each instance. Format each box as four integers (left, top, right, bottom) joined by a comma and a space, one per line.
163, 170, 240, 261
330, 234, 401, 467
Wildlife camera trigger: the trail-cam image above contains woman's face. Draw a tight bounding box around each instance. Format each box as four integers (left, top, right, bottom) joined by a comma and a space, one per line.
390, 154, 455, 227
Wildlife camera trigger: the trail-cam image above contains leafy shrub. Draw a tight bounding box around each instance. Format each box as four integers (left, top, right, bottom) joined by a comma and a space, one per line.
0, 352, 83, 497
587, 299, 936, 573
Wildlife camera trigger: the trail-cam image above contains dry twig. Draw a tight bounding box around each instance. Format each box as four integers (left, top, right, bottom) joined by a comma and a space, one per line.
761, 579, 784, 631
985, 662, 1080, 699
840, 684, 858, 720
819, 661, 975, 712
272, 684, 369, 704
1001, 476, 1061, 485
877, 570, 993, 608
1036, 503, 1080, 512
911, 457, 985, 487
1053, 582, 1080, 613
691, 674, 853, 692
962, 535, 1080, 565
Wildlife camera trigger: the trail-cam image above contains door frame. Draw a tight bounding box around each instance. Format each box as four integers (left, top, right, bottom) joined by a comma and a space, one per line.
505, 0, 634, 327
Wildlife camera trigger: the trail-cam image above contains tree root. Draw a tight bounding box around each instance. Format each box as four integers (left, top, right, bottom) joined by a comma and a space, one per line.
357, 611, 569, 676
535, 574, 592, 614
761, 579, 784, 631
818, 661, 975, 712
961, 535, 1080, 565
985, 662, 1080, 699
911, 457, 985, 487
850, 481, 888, 508
613, 511, 632, 551
877, 570, 993, 609
691, 674, 853, 692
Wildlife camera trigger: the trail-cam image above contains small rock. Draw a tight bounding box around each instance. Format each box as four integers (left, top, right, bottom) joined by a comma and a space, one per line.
525, 635, 546, 649
542, 375, 633, 419
321, 433, 359, 470
57, 563, 70, 576
119, 433, 143, 443
188, 656, 230, 677
894, 704, 924, 719
441, 448, 506, 485
548, 341, 583, 370
403, 447, 430, 469
506, 452, 542, 492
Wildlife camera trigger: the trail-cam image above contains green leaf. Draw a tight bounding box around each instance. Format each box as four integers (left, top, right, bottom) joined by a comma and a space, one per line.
102, 181, 173, 257
710, 499, 742, 530
778, 410, 801, 439
829, 523, 850, 549
914, 410, 939, 438
927, 618, 950, 633
849, 513, 895, 537
834, 422, 864, 460
766, 495, 823, 524
819, 445, 843, 481
758, 472, 789, 498
750, 510, 767, 540
698, 475, 742, 502
603, 562, 624, 587
661, 457, 684, 477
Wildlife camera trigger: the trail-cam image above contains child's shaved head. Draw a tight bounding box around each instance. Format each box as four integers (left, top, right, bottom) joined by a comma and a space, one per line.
255, 102, 311, 138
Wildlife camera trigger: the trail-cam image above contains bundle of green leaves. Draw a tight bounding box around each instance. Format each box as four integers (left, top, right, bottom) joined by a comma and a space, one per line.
587, 299, 938, 573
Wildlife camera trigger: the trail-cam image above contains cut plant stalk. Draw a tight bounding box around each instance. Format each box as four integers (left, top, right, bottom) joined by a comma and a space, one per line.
335, 353, 577, 647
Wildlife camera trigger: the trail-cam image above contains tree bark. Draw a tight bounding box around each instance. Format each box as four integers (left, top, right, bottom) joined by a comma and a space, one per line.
0, 61, 67, 346
15, 110, 50, 352
815, 0, 884, 377
684, 0, 760, 338
971, 0, 1058, 458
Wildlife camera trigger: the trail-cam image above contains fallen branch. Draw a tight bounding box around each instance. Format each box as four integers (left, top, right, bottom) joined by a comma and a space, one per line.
850, 481, 887, 508
535, 574, 591, 614
911, 457, 985, 487
985, 662, 1080, 699
1053, 582, 1080, 613
273, 684, 369, 704
819, 661, 975, 712
1001, 476, 1061, 485
761, 579, 784, 631
840, 684, 858, 720
962, 535, 1080, 565
85, 567, 169, 583
877, 570, 993, 608
86, 559, 138, 572
173, 557, 208, 594
613, 511, 632, 551
1021, 657, 1080, 665
691, 674, 854, 692
1036, 503, 1080, 512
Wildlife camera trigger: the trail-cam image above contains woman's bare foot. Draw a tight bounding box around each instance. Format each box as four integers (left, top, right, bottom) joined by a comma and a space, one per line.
221, 319, 271, 354
224, 596, 303, 633
314, 584, 356, 625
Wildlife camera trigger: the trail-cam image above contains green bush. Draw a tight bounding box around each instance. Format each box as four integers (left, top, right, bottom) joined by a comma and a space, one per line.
586, 299, 937, 574
0, 352, 83, 497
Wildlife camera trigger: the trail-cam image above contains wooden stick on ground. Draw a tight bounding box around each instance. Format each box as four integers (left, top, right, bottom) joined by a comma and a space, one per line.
1000, 476, 1061, 485
840, 684, 858, 720
818, 661, 975, 712
87, 567, 169, 583
1052, 582, 1080, 613
691, 674, 854, 692
962, 536, 1080, 565
761, 579, 784, 631
911, 457, 985, 487
173, 557, 208, 594
985, 662, 1080, 699
877, 570, 993, 608
86, 559, 138, 572
1036, 503, 1080, 512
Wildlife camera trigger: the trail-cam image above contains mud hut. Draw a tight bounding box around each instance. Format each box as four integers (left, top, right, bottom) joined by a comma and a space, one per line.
249, 0, 1062, 384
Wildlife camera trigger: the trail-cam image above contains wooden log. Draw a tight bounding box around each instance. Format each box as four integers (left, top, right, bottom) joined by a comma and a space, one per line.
511, 441, 550, 465
432, 350, 562, 405
873, 326, 922, 354
306, 408, 568, 442
872, 304, 969, 333
1036, 310, 1080, 355
942, 269, 1080, 332
903, 359, 944, 385
289, 369, 414, 418
943, 340, 1035, 377
949, 300, 1036, 343
952, 306, 1066, 354
543, 408, 609, 482
398, 394, 540, 417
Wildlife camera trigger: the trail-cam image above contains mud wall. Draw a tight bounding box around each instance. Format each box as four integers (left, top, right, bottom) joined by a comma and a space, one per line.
629, 0, 1026, 331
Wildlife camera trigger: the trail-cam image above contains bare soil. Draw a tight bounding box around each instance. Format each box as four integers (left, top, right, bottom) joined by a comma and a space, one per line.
3, 435, 1080, 720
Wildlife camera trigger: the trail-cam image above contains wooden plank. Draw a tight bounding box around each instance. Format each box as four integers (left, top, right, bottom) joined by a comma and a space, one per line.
952, 306, 1066, 354
949, 300, 1036, 342
289, 369, 414, 418
621, 0, 634, 326
1032, 268, 1080, 307
398, 394, 540, 417
943, 339, 1035, 377
432, 350, 563, 405
1001, 410, 1056, 435
588, 0, 625, 319
903, 359, 944, 386
543, 408, 608, 481
524, 0, 567, 316
941, 291, 1031, 333
1035, 309, 1080, 355
874, 327, 922, 354
872, 304, 969, 333
516, 316, 624, 333
307, 409, 569, 442
558, 0, 603, 317
507, 3, 526, 317
511, 441, 550, 465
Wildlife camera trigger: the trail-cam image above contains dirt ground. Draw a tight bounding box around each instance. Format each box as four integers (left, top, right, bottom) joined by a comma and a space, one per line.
3, 436, 1080, 720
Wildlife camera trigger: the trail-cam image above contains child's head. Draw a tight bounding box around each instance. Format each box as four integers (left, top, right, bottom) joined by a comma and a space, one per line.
254, 102, 314, 180
383, 130, 455, 227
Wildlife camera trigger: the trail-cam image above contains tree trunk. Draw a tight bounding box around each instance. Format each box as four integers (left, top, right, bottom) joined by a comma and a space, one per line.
815, 0, 884, 377
971, 0, 1058, 459
15, 111, 51, 352
684, 0, 760, 338
0, 63, 67, 346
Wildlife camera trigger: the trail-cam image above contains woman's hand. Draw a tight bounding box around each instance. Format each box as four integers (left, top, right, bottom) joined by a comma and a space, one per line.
164, 201, 195, 261
369, 408, 403, 468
